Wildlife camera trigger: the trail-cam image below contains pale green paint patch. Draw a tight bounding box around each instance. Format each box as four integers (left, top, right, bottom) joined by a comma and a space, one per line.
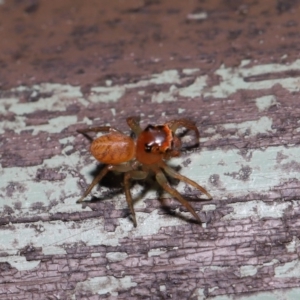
222, 200, 290, 221
204, 59, 300, 98
30, 115, 78, 135
74, 275, 137, 297
202, 204, 216, 211
89, 86, 126, 103
106, 252, 128, 262
0, 98, 19, 114
1, 114, 78, 135
13, 83, 83, 98
148, 248, 167, 257
179, 75, 208, 98
222, 116, 274, 137
89, 70, 180, 103
9, 84, 84, 115
199, 266, 230, 273
0, 152, 88, 216
263, 259, 279, 267
239, 265, 258, 277
255, 95, 278, 112
202, 116, 276, 141
151, 85, 177, 103
2, 59, 299, 120
172, 144, 300, 201
190, 288, 206, 299
144, 70, 180, 85
187, 12, 208, 20
59, 136, 75, 144
0, 115, 26, 134
275, 259, 300, 278
285, 236, 300, 253
159, 285, 166, 292
0, 256, 40, 271
0, 210, 187, 259
43, 246, 67, 255
211, 288, 300, 300
91, 253, 102, 257
182, 68, 200, 75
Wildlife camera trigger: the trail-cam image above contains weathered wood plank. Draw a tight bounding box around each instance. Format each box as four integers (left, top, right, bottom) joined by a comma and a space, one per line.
1, 0, 300, 299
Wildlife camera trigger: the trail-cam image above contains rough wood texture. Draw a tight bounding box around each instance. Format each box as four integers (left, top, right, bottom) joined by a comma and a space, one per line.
1, 1, 300, 299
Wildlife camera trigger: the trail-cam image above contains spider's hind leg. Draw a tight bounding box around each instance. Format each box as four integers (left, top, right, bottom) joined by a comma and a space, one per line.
77, 165, 110, 203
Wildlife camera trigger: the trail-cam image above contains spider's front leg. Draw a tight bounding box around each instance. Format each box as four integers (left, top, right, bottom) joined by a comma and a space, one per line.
154, 169, 201, 223
162, 162, 212, 199
126, 116, 142, 136
166, 119, 200, 147
123, 169, 148, 227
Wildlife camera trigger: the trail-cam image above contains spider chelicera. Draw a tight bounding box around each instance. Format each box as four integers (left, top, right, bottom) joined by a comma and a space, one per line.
76, 116, 211, 227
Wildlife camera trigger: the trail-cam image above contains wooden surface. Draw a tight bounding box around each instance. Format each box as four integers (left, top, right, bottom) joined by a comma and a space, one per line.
1, 1, 300, 299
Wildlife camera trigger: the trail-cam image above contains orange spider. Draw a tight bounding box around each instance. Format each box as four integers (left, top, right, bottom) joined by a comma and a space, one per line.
76, 117, 211, 227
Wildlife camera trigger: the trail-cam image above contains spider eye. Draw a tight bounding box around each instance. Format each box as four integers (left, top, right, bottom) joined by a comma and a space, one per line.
144, 143, 161, 153
144, 144, 152, 152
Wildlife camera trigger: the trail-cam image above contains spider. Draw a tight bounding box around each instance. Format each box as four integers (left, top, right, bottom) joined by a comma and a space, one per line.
76, 116, 212, 227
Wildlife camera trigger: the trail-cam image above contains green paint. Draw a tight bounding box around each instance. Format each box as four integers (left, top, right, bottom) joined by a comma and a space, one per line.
0, 256, 40, 271
148, 248, 167, 257
239, 265, 258, 277
222, 116, 274, 137
275, 260, 300, 278
106, 252, 128, 262
255, 95, 278, 112
208, 288, 300, 300
204, 59, 300, 98
74, 275, 137, 297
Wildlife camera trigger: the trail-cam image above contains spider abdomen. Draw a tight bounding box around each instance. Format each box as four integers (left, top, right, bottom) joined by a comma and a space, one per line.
90, 133, 135, 164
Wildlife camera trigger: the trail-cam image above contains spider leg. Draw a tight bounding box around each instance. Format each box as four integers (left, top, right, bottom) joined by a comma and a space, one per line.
123, 170, 148, 227
155, 170, 201, 223
77, 126, 122, 142
162, 163, 212, 199
77, 165, 109, 203
126, 116, 142, 136
166, 119, 200, 146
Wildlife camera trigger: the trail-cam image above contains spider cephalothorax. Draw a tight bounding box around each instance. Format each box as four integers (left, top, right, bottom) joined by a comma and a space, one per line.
76, 117, 211, 227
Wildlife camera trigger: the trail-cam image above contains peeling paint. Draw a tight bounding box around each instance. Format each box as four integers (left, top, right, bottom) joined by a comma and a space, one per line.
239, 265, 258, 277
106, 252, 128, 262
204, 59, 300, 98
74, 275, 137, 297
148, 248, 167, 257
255, 95, 279, 112
285, 236, 300, 253
179, 75, 208, 98
174, 144, 300, 200
0, 255, 40, 271
222, 201, 290, 221
212, 288, 300, 300
222, 116, 274, 137
275, 260, 300, 278
43, 246, 67, 255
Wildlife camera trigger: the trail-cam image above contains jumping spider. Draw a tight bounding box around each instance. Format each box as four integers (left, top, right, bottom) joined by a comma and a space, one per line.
76, 117, 211, 227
